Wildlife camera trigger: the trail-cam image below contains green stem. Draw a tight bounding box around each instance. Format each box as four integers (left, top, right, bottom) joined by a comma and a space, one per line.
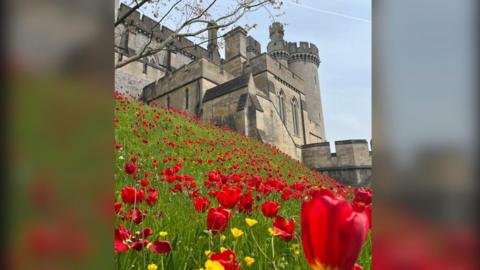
271, 237, 275, 258
271, 237, 278, 270
249, 231, 269, 259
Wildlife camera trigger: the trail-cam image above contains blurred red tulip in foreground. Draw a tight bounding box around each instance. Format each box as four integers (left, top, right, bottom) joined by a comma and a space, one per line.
301, 190, 369, 270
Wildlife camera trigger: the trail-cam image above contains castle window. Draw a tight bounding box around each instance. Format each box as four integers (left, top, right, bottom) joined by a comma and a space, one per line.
120, 29, 129, 51
292, 98, 299, 136
279, 90, 286, 123
185, 88, 189, 110
143, 59, 148, 74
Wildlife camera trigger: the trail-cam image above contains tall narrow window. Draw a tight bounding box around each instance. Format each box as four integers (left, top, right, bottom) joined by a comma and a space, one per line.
143, 59, 148, 74
120, 29, 129, 51
279, 90, 286, 123
185, 88, 189, 109
166, 96, 170, 109
292, 98, 299, 136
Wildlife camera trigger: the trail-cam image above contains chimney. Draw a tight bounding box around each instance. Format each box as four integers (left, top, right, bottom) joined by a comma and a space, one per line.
207, 21, 221, 64
224, 26, 247, 62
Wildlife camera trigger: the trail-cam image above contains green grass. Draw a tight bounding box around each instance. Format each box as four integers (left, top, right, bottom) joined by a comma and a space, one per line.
114, 96, 371, 270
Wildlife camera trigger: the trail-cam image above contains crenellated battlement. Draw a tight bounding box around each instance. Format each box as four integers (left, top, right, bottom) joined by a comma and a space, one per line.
301, 140, 372, 186
116, 5, 369, 186
117, 3, 209, 60
269, 22, 285, 39
287, 41, 319, 56
247, 36, 261, 55
287, 42, 320, 66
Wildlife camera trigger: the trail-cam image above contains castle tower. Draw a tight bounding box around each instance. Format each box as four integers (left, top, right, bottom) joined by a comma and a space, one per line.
267, 22, 289, 66
223, 27, 248, 76
288, 41, 325, 141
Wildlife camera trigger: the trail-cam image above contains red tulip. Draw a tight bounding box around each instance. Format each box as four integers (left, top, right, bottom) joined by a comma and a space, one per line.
114, 202, 122, 214
210, 249, 241, 270
146, 189, 158, 206
353, 263, 363, 270
301, 190, 369, 270
131, 240, 145, 251
207, 207, 231, 234
273, 216, 295, 241
261, 201, 280, 218
237, 192, 253, 213
125, 163, 136, 174
142, 227, 153, 238
364, 205, 372, 229
215, 187, 241, 209
114, 224, 131, 253
124, 208, 146, 224
149, 240, 172, 254
120, 186, 144, 204
353, 188, 372, 206
193, 196, 211, 212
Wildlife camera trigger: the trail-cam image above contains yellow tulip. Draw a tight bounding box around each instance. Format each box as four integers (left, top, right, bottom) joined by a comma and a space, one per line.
205, 259, 225, 270
244, 256, 255, 266
245, 218, 258, 227
230, 227, 244, 238
147, 263, 158, 270
268, 227, 279, 236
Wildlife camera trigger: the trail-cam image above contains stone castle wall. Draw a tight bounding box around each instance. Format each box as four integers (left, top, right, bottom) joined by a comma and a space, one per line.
302, 140, 372, 186
114, 3, 372, 186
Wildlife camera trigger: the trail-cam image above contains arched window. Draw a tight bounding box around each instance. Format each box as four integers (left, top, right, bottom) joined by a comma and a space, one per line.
292, 98, 299, 136
185, 88, 189, 110
279, 90, 286, 123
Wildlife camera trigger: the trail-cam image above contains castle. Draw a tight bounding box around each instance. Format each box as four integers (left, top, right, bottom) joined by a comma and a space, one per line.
115, 4, 372, 186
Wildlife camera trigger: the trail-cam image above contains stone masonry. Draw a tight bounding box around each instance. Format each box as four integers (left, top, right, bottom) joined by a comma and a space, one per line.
114, 3, 372, 186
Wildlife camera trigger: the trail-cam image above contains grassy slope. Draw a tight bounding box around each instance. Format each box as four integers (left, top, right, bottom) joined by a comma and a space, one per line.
114, 96, 371, 269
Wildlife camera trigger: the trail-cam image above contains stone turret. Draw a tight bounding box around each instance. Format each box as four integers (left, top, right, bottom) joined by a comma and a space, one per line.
267, 22, 289, 66
287, 41, 325, 140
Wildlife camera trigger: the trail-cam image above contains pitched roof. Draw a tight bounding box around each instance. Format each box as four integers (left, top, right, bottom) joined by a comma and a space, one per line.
202, 74, 250, 102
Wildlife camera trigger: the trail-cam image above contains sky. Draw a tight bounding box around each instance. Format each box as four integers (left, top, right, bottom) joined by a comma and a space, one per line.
238, 0, 372, 150
123, 0, 372, 151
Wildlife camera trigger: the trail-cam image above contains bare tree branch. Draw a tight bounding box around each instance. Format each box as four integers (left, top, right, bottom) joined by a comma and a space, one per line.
114, 0, 283, 69
115, 0, 150, 27
131, 0, 184, 66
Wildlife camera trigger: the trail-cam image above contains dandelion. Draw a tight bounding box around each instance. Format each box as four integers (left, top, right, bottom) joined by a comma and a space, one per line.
204, 259, 225, 270
244, 256, 255, 266
245, 218, 258, 227
230, 227, 244, 238
158, 231, 168, 237
147, 263, 158, 270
